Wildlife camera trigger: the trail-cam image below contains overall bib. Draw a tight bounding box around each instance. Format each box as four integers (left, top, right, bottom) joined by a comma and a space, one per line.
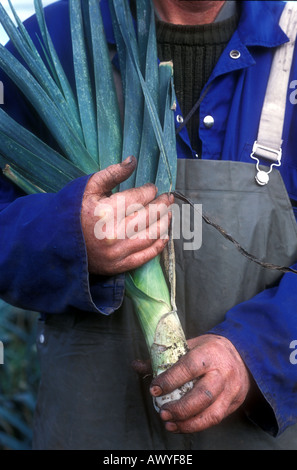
32, 158, 297, 450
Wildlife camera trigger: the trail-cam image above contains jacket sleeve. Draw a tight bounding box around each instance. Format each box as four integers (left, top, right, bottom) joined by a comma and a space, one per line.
0, 2, 125, 316
0, 172, 125, 315
209, 267, 297, 437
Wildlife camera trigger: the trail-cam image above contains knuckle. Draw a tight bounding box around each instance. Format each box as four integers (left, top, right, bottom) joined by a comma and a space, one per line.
200, 388, 214, 405
181, 350, 201, 378
112, 241, 132, 262
142, 184, 157, 201
178, 360, 194, 379
159, 214, 171, 235
153, 238, 169, 254
231, 380, 242, 398
209, 409, 224, 426
145, 244, 158, 259
157, 193, 173, 206
103, 166, 119, 188
172, 400, 193, 420
101, 245, 118, 263
143, 182, 157, 191
143, 246, 157, 262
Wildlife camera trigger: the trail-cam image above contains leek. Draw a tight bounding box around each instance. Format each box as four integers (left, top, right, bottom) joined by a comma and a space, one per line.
0, 0, 192, 412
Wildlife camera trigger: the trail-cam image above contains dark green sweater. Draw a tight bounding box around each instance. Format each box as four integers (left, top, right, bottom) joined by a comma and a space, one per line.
156, 13, 238, 153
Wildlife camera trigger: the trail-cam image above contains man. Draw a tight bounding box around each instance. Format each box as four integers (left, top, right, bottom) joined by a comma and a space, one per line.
0, 0, 297, 449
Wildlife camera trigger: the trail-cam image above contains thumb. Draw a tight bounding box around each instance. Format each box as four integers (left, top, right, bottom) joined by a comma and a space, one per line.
88, 155, 137, 196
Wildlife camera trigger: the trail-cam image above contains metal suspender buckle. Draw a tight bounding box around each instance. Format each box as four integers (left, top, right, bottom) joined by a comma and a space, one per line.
250, 141, 282, 186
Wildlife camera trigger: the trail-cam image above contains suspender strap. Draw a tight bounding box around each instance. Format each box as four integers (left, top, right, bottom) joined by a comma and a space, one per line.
251, 2, 297, 184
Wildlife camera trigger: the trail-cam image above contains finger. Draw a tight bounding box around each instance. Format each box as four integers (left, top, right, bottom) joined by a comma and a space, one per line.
124, 192, 174, 235
100, 184, 158, 224
89, 213, 171, 275
104, 210, 171, 259
159, 370, 223, 422
126, 208, 172, 242
87, 156, 137, 196
113, 184, 161, 214
94, 190, 171, 240
109, 236, 170, 274
164, 396, 229, 434
150, 348, 207, 397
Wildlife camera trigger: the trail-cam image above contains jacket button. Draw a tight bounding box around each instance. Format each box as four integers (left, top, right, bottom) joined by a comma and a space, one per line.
176, 114, 184, 124
39, 333, 45, 344
230, 49, 241, 59
203, 115, 214, 128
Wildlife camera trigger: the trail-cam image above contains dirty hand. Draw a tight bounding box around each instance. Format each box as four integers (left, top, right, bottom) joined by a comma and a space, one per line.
149, 334, 251, 433
81, 156, 173, 275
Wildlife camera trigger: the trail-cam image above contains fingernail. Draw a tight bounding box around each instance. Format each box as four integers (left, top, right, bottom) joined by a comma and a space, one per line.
122, 156, 133, 166
150, 385, 162, 397
160, 409, 173, 421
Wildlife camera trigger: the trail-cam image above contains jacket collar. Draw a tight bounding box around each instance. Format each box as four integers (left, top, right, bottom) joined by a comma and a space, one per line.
201, 1, 290, 83
237, 1, 289, 48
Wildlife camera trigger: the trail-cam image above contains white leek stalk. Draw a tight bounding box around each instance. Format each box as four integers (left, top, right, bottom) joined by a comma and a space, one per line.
126, 252, 193, 411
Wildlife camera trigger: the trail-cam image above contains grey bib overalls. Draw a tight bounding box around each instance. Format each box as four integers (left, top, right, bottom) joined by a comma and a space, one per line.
32, 158, 297, 450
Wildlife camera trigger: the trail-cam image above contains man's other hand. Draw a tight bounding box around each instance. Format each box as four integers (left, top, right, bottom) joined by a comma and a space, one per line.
149, 334, 251, 433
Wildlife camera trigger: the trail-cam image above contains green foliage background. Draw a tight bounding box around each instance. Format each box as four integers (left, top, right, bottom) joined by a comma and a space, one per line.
0, 299, 40, 450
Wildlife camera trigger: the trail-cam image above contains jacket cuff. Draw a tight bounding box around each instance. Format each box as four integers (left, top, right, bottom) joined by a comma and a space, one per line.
0, 173, 125, 315
60, 174, 126, 316
88, 272, 125, 316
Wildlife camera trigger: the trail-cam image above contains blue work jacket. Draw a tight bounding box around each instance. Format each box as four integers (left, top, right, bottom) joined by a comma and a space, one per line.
0, 0, 297, 438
